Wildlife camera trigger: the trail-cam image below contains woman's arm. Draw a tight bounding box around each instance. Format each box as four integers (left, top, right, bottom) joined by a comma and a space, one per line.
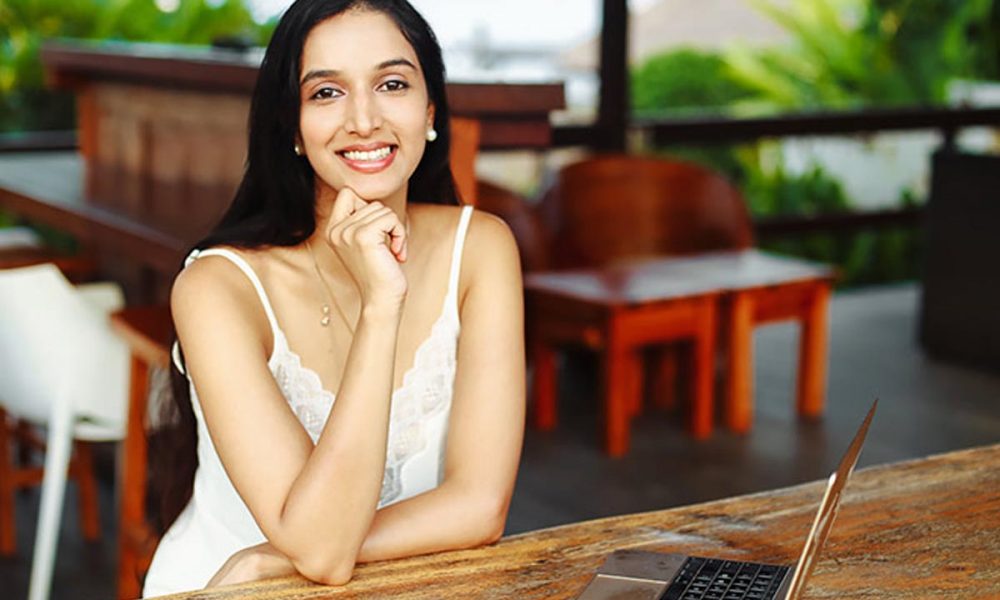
176, 190, 409, 585
203, 211, 524, 587
358, 210, 525, 561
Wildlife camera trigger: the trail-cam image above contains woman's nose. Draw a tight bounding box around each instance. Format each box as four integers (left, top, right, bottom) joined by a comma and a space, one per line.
344, 90, 381, 137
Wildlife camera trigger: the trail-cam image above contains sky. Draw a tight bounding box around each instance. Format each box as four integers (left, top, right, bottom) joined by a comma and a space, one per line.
247, 0, 661, 49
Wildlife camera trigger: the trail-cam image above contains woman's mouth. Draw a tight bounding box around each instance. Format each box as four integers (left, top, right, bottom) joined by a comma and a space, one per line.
337, 144, 398, 173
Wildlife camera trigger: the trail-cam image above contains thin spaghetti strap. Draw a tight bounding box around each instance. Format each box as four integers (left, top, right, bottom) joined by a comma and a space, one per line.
445, 205, 474, 312
184, 247, 282, 341
171, 248, 283, 376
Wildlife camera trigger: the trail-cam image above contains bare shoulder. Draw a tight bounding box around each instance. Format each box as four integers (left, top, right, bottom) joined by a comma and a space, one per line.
409, 203, 519, 274
170, 248, 272, 352
465, 209, 519, 265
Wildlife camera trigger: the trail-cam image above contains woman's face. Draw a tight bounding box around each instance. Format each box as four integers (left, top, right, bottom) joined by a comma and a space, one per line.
298, 9, 434, 204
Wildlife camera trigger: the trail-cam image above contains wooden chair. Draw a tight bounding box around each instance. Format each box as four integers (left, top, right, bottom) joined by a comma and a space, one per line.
109, 305, 173, 600
527, 155, 754, 452
529, 155, 832, 447
473, 179, 549, 273
537, 155, 753, 268
449, 117, 480, 206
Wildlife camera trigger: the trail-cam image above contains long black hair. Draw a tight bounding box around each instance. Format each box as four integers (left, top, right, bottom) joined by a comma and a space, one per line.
151, 0, 459, 534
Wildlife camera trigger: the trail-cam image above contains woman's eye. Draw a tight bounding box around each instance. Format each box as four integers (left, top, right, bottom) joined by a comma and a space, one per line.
311, 87, 342, 100
379, 79, 409, 92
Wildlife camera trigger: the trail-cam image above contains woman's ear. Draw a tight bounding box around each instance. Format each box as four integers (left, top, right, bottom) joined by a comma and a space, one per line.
426, 103, 436, 131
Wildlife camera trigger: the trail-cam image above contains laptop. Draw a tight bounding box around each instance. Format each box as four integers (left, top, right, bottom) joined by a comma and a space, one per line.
576, 399, 878, 600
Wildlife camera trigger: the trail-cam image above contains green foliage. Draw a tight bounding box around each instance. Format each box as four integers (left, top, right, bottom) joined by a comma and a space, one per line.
631, 48, 756, 115
743, 157, 921, 286
0, 0, 271, 132
743, 161, 851, 216
724, 0, 997, 109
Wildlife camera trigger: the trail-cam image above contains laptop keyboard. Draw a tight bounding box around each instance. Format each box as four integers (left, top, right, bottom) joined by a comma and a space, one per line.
661, 556, 790, 600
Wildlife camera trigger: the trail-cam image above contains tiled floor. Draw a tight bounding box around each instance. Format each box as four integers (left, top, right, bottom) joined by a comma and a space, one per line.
2, 283, 998, 599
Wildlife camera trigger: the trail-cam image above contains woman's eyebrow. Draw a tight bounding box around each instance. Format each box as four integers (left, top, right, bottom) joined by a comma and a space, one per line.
300, 58, 417, 87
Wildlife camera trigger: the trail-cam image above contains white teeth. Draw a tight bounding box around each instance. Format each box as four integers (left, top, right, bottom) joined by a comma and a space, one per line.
342, 146, 392, 161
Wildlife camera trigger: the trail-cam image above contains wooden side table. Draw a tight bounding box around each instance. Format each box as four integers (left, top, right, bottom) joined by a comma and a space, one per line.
526, 268, 721, 457
109, 305, 173, 600
725, 279, 833, 433
526, 251, 835, 455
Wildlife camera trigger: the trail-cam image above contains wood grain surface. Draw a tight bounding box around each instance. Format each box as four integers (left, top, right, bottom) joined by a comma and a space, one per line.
158, 444, 1000, 599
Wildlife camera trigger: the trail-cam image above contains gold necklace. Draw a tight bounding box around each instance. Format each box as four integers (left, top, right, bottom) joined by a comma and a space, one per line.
305, 239, 356, 334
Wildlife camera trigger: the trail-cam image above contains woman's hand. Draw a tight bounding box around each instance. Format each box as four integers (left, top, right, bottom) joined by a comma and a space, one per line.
325, 187, 408, 310
206, 542, 297, 588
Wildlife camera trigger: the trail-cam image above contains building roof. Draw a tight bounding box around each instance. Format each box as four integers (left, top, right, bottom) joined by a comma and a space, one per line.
559, 0, 792, 70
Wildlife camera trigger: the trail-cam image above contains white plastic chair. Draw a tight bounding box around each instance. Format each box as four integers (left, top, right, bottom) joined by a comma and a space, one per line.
0, 263, 129, 600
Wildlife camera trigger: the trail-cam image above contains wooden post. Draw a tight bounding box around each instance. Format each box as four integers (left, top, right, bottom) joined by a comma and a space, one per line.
597, 0, 629, 152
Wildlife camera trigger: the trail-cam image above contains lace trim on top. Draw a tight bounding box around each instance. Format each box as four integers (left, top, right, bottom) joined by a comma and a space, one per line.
176, 205, 472, 508
271, 304, 458, 506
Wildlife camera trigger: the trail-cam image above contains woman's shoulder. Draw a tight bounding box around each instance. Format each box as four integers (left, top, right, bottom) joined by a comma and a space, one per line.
170, 245, 286, 333
411, 203, 511, 244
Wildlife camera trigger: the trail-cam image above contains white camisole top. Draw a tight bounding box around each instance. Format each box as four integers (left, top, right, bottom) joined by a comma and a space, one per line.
142, 205, 473, 597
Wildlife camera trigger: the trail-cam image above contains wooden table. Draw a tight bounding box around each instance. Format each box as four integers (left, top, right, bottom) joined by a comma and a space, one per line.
525, 250, 834, 455
157, 443, 1000, 599
0, 152, 185, 274
109, 305, 174, 600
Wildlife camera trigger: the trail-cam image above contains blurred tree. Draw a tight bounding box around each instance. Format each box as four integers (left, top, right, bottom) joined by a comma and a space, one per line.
724, 0, 996, 109
0, 0, 275, 132
631, 48, 755, 115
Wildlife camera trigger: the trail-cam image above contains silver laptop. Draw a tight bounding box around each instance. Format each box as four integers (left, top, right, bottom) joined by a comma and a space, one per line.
576, 399, 878, 600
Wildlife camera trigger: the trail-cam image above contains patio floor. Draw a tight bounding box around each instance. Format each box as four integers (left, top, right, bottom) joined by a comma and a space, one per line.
2, 283, 998, 598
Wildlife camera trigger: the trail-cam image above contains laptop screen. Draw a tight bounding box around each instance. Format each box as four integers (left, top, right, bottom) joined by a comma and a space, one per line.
783, 399, 878, 600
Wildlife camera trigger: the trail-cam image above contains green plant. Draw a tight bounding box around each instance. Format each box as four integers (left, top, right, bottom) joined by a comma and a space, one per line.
631, 48, 756, 115
743, 160, 851, 217
723, 0, 997, 109
0, 0, 271, 133
743, 158, 923, 286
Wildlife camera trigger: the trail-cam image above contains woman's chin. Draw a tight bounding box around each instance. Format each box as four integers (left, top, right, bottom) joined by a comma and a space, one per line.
342, 180, 404, 203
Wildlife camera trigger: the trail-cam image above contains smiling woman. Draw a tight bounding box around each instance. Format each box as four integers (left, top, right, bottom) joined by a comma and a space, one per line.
141, 1, 525, 596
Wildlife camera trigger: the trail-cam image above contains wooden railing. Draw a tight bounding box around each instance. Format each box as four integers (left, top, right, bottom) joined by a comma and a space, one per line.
0, 130, 77, 153
554, 104, 1000, 238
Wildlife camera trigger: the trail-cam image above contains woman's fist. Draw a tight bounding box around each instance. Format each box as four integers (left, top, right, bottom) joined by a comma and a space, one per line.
324, 187, 408, 308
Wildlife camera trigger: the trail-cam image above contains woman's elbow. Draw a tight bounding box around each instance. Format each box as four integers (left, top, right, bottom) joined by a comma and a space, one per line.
292, 554, 356, 586
474, 495, 509, 546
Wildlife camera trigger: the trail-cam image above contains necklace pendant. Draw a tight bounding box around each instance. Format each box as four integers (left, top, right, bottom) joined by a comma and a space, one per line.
321, 304, 331, 327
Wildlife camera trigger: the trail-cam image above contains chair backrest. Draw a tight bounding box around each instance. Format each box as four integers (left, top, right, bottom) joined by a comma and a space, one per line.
475, 179, 549, 272
450, 117, 481, 206
0, 264, 128, 435
538, 154, 754, 268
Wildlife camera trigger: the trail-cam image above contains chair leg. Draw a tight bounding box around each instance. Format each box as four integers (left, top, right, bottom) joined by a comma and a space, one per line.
119, 355, 152, 600
797, 283, 831, 418
690, 300, 717, 439
725, 292, 755, 433
531, 341, 559, 431
28, 403, 74, 600
650, 345, 679, 411
603, 344, 637, 457
626, 351, 644, 418
0, 408, 15, 556
73, 441, 101, 541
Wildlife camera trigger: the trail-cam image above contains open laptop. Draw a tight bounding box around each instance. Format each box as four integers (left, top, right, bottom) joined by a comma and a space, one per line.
576, 399, 878, 600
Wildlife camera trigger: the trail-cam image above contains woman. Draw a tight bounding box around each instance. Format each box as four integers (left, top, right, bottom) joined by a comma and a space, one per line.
142, 0, 525, 595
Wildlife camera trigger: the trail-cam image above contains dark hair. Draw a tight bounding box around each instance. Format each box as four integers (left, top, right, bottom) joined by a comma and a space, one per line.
151, 0, 459, 534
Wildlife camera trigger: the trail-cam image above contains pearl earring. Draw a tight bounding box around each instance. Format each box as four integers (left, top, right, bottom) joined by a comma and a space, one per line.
294, 143, 303, 156
426, 128, 438, 142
